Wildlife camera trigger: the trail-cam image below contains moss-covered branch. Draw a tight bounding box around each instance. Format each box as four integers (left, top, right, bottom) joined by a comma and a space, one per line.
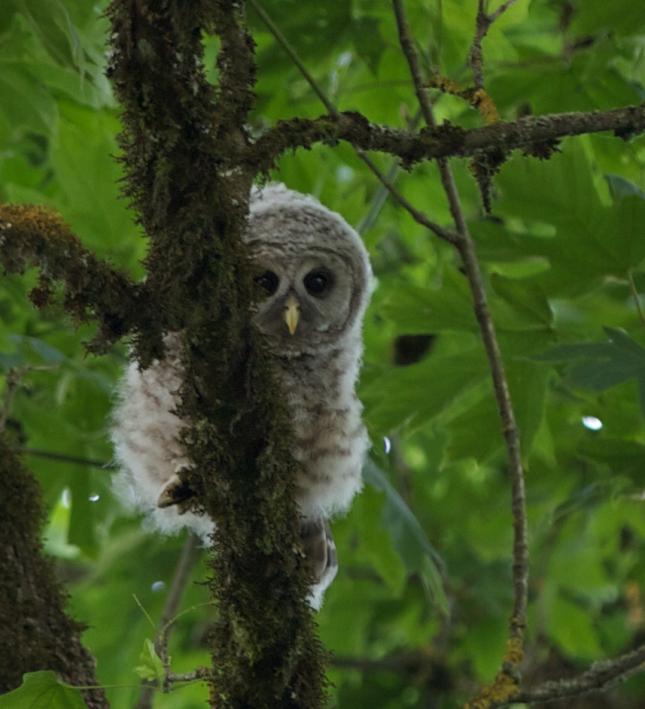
250, 103, 645, 172
0, 204, 143, 353
0, 436, 107, 708
106, 0, 326, 706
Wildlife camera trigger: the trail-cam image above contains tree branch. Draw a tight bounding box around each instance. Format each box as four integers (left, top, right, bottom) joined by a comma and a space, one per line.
248, 0, 337, 116
0, 204, 143, 353
507, 644, 645, 707
0, 437, 108, 707
211, 0, 257, 134
137, 532, 201, 708
107, 1, 327, 706
470, 0, 519, 89
249, 1, 456, 243
356, 152, 458, 243
390, 3, 528, 706
250, 104, 645, 172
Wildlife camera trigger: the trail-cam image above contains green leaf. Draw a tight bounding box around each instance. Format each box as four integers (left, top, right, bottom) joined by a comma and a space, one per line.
547, 595, 603, 659
0, 63, 59, 140
598, 196, 645, 273
445, 359, 549, 462
68, 469, 98, 556
350, 18, 386, 75
495, 146, 635, 293
605, 174, 645, 201
0, 671, 86, 708
352, 485, 407, 595
10, 335, 67, 365
364, 459, 447, 614
490, 273, 553, 328
362, 346, 487, 434
534, 329, 645, 414
380, 270, 477, 334
571, 0, 645, 37
134, 639, 165, 682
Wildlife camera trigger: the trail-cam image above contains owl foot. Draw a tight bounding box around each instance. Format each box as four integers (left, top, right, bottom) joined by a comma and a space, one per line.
300, 517, 338, 609
157, 473, 195, 513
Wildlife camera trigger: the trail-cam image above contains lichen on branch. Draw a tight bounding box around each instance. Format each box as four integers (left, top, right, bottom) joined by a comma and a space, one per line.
250, 104, 645, 172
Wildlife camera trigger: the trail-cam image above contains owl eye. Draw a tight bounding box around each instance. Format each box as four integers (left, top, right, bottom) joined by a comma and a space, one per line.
255, 270, 279, 295
304, 269, 332, 297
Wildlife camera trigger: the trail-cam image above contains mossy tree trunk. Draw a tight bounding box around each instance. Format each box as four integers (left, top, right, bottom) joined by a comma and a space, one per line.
0, 436, 107, 708
106, 1, 326, 706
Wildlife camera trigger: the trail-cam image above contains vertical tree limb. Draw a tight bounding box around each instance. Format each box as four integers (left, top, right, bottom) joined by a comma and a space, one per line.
391, 2, 528, 704
106, 1, 326, 706
470, 0, 519, 89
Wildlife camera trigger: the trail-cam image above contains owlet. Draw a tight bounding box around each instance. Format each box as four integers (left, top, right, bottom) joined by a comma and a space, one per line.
111, 184, 374, 608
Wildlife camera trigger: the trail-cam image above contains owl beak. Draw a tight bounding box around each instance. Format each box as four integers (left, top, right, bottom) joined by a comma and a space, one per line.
284, 294, 300, 335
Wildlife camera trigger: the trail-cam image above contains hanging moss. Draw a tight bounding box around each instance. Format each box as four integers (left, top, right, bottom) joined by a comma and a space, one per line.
0, 436, 107, 708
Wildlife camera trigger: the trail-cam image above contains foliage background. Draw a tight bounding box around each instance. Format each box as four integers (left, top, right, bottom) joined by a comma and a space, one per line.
0, 0, 644, 706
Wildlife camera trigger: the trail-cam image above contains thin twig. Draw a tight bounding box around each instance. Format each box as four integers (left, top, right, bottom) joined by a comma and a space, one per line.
356, 110, 423, 235
20, 447, 114, 469
137, 532, 201, 707
490, 0, 520, 23
357, 152, 458, 243
391, 2, 529, 702
249, 0, 455, 244
356, 161, 400, 235
141, 666, 212, 689
248, 0, 337, 116
470, 1, 519, 89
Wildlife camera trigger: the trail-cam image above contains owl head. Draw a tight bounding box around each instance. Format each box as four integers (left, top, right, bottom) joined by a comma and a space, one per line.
245, 184, 374, 356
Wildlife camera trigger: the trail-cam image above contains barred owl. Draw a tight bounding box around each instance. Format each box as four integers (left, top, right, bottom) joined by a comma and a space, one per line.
111, 184, 374, 608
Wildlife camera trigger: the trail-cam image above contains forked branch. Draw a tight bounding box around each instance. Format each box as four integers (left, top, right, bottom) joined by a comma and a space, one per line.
470, 0, 520, 89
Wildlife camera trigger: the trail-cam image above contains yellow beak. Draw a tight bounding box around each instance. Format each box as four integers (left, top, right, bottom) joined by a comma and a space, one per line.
284, 294, 300, 336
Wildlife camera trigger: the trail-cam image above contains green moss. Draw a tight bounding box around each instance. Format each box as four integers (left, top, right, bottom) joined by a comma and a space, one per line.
0, 436, 107, 707
106, 1, 327, 706
0, 204, 149, 356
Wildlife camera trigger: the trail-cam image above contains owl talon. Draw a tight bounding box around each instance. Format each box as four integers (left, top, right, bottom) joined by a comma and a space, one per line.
300, 517, 338, 609
157, 474, 195, 511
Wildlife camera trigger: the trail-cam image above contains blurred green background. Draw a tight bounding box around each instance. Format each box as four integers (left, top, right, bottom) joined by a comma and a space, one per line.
1, 1, 644, 706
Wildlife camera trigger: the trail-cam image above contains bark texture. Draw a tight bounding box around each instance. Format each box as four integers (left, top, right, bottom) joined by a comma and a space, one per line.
0, 436, 107, 707
106, 1, 326, 706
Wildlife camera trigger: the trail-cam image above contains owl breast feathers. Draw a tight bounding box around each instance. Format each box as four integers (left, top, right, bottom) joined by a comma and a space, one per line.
111, 184, 375, 607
